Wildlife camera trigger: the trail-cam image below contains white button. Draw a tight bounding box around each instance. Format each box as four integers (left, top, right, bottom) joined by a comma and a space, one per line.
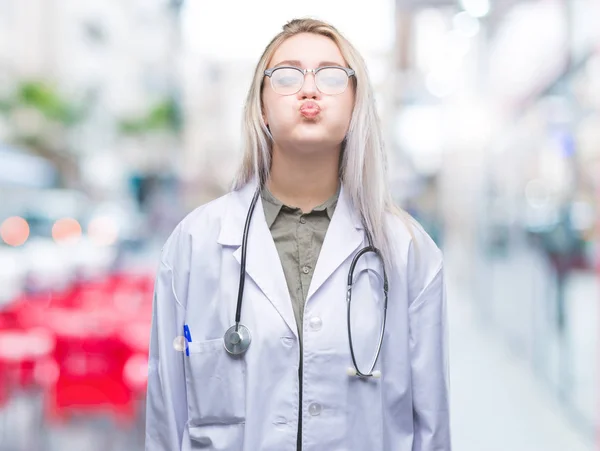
302, 266, 310, 274
309, 317, 322, 331
300, 217, 306, 224
308, 403, 322, 416
280, 337, 294, 347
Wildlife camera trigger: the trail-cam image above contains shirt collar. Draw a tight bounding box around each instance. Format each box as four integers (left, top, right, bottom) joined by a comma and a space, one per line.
261, 182, 340, 228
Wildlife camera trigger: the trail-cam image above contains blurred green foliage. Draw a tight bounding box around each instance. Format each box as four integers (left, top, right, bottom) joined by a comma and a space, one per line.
0, 81, 86, 185
0, 80, 85, 126
119, 97, 181, 135
18, 82, 82, 125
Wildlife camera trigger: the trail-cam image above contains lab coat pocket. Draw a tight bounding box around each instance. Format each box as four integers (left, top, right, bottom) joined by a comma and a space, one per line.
188, 423, 245, 450
185, 338, 246, 425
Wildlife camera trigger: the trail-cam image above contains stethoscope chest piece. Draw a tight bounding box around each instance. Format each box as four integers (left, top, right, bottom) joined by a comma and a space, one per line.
223, 324, 252, 355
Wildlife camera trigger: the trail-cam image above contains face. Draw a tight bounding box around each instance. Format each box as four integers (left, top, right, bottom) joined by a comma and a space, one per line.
262, 33, 355, 153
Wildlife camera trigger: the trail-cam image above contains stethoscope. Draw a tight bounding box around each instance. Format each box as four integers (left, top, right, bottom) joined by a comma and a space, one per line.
223, 187, 389, 378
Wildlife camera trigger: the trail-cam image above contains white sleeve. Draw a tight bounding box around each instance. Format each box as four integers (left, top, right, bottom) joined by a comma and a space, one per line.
409, 263, 452, 450
145, 259, 188, 450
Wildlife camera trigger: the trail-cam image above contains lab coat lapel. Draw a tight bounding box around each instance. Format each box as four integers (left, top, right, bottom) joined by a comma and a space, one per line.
307, 182, 364, 301
217, 180, 298, 339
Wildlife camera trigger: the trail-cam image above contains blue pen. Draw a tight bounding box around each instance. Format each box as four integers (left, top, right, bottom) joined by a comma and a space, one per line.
183, 324, 192, 356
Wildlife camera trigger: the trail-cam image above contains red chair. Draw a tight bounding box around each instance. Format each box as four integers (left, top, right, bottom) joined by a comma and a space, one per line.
2, 270, 155, 429
43, 308, 137, 425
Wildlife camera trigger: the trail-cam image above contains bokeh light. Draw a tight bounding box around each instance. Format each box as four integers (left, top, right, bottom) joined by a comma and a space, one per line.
453, 11, 480, 38
52, 218, 82, 243
88, 216, 119, 246
123, 354, 149, 389
33, 358, 60, 388
173, 336, 186, 352
0, 216, 30, 246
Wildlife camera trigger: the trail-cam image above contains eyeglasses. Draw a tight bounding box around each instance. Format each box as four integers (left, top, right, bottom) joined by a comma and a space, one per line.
264, 65, 355, 96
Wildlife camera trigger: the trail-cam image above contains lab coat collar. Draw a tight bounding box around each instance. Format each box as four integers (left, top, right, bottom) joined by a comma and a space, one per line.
261, 183, 340, 228
217, 177, 366, 337
217, 178, 264, 247
217, 177, 363, 246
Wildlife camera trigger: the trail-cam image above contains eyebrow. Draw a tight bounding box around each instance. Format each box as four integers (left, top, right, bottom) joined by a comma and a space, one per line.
272, 59, 346, 68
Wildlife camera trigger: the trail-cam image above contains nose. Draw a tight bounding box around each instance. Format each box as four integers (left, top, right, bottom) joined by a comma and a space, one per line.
298, 70, 320, 99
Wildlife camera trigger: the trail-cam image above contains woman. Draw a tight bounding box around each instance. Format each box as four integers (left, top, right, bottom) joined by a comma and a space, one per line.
145, 18, 451, 451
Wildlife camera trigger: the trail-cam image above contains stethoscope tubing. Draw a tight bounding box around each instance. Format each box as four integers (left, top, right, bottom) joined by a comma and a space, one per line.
227, 186, 389, 378
234, 189, 261, 328
346, 246, 389, 377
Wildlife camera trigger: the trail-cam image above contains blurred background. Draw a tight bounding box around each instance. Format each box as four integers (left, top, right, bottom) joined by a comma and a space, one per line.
0, 0, 598, 449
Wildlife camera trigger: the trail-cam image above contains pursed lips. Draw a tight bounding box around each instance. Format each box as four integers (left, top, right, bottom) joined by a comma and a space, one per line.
299, 101, 321, 118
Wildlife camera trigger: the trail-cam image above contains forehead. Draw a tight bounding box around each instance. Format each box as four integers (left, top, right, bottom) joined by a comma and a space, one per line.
269, 33, 346, 68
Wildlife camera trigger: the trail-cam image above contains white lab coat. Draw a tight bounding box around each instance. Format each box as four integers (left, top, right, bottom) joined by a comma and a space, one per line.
145, 179, 451, 451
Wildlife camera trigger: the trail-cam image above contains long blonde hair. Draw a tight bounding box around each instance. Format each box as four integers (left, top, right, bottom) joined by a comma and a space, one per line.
232, 18, 414, 269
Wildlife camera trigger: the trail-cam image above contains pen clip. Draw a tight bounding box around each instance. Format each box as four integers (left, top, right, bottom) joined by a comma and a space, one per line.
183, 325, 192, 356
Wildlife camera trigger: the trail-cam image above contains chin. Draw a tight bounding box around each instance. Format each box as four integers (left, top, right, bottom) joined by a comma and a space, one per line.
292, 126, 341, 146
292, 136, 337, 151
272, 124, 345, 151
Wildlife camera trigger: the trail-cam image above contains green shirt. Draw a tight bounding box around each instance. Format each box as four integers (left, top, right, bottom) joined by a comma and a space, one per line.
261, 183, 340, 450
260, 184, 339, 340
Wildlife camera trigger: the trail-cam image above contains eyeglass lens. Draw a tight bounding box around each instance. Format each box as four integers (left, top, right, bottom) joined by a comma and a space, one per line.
270, 67, 349, 95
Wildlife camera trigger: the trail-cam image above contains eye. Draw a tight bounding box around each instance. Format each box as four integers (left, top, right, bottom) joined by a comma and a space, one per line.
278, 75, 299, 86
320, 75, 345, 86
272, 68, 302, 86
317, 69, 347, 87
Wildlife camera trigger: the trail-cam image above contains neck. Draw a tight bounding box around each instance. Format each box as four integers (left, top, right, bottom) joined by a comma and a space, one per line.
267, 143, 341, 213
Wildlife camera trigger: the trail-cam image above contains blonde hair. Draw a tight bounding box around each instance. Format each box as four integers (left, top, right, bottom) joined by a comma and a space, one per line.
232, 18, 415, 269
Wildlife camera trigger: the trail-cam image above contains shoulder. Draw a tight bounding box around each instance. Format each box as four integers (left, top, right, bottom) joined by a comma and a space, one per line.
385, 209, 444, 303
159, 191, 233, 267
